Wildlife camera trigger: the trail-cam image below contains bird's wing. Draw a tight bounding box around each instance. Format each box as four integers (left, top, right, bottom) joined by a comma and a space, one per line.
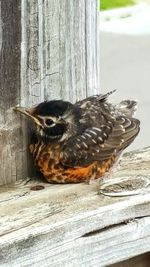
76, 90, 116, 106
61, 116, 140, 167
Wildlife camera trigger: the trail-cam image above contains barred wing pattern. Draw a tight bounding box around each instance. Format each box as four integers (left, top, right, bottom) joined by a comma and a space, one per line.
61, 115, 140, 167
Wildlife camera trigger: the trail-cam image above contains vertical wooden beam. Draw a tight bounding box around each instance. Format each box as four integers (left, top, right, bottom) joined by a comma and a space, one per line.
86, 0, 99, 96
0, 0, 99, 185
0, 0, 26, 185
21, 0, 99, 105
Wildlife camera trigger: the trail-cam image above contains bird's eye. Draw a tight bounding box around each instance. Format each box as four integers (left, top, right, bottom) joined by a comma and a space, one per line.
45, 118, 54, 126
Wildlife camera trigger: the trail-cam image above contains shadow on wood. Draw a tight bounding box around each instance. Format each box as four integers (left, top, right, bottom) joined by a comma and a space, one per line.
111, 252, 150, 267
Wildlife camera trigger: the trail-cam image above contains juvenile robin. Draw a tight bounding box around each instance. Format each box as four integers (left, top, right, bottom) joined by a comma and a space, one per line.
14, 91, 140, 183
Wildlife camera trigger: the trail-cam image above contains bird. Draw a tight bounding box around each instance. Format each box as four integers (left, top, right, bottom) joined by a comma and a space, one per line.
14, 91, 140, 184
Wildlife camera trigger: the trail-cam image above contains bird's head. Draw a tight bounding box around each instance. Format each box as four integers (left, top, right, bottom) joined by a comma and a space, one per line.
14, 100, 81, 142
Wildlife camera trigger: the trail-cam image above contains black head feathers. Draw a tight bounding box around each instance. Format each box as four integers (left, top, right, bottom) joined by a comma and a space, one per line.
34, 100, 73, 117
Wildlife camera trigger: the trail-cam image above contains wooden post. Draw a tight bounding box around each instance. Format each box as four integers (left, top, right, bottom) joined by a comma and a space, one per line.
0, 0, 99, 185
0, 0, 24, 185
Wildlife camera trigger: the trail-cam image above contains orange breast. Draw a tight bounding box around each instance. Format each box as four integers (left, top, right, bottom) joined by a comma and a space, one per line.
29, 142, 116, 184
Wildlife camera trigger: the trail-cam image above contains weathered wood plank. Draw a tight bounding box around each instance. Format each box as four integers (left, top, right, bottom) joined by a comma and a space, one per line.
0, 0, 26, 185
0, 147, 150, 266
21, 0, 99, 105
0, 0, 99, 185
86, 0, 99, 96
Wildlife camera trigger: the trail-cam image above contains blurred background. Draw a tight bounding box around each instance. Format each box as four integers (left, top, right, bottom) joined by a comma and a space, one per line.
100, 0, 150, 150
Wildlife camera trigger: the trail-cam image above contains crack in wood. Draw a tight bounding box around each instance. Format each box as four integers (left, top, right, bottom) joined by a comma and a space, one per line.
0, 207, 64, 238
45, 72, 59, 76
81, 215, 150, 238
0, 192, 29, 204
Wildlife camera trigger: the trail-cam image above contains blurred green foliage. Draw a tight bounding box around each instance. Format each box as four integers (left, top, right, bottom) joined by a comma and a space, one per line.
100, 0, 134, 10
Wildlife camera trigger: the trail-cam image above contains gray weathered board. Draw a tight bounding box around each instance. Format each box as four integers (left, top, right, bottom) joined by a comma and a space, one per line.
0, 147, 150, 266
0, 0, 99, 185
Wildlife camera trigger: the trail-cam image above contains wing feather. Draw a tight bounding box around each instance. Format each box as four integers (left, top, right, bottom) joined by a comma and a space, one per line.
61, 116, 140, 167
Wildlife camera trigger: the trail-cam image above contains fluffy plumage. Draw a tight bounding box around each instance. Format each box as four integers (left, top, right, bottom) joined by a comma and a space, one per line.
15, 91, 140, 183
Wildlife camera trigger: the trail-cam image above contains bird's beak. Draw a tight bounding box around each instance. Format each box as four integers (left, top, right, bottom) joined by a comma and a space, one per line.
14, 106, 35, 117
14, 106, 44, 128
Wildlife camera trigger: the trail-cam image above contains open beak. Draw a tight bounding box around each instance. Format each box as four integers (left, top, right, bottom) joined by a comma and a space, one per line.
14, 106, 44, 128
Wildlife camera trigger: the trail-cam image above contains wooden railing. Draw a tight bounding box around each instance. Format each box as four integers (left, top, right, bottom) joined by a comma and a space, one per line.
0, 147, 150, 266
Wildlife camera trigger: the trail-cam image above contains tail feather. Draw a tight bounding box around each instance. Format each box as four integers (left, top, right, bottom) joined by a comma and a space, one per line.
97, 89, 117, 102
117, 100, 137, 117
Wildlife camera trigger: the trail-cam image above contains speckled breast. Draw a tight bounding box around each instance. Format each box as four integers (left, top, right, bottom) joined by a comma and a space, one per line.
29, 141, 116, 184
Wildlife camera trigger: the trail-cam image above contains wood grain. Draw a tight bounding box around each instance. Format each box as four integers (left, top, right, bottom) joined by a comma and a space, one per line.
0, 0, 26, 185
0, 147, 150, 266
21, 0, 99, 105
